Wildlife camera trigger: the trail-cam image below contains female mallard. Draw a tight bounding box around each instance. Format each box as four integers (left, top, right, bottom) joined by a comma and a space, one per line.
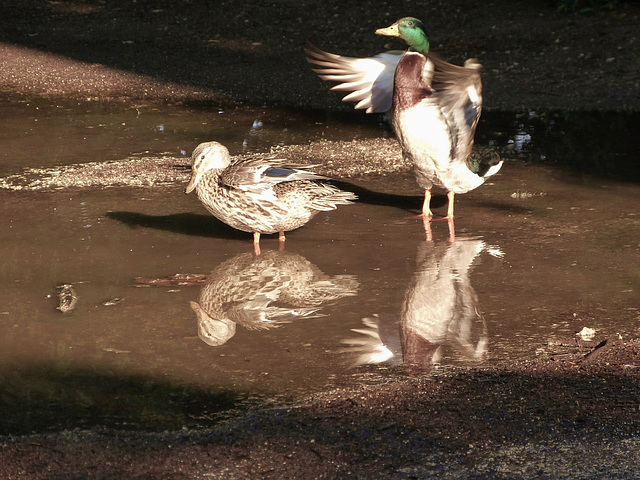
185, 141, 356, 255
307, 17, 502, 219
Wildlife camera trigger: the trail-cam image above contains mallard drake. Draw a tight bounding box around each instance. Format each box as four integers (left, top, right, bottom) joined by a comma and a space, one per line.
306, 17, 502, 219
185, 141, 356, 255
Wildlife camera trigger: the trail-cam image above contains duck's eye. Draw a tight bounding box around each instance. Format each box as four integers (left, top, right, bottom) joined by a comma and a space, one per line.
407, 21, 413, 26
200, 154, 206, 160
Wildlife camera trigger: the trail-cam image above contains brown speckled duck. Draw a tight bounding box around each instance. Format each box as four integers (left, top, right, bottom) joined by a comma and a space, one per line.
185, 141, 356, 254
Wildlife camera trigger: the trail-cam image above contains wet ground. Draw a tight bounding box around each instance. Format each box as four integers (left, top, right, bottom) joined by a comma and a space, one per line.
1, 95, 639, 429
1, 1, 640, 478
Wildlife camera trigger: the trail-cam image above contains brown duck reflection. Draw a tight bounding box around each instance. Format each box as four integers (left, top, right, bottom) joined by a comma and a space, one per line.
190, 250, 359, 346
343, 237, 501, 369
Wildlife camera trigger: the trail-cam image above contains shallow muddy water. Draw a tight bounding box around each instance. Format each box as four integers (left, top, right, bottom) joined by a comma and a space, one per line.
1, 95, 639, 433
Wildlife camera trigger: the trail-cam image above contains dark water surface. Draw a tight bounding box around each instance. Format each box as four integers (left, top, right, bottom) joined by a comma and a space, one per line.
1, 95, 639, 433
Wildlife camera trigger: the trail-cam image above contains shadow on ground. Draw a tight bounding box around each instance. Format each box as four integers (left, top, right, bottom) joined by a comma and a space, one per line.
0, 364, 241, 435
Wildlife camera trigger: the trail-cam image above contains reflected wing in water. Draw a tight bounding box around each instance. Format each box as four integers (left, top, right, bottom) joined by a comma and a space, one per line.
342, 237, 499, 369
193, 250, 358, 346
341, 314, 403, 367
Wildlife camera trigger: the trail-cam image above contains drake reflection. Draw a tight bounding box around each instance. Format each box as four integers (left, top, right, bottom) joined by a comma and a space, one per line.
343, 237, 501, 369
190, 250, 359, 346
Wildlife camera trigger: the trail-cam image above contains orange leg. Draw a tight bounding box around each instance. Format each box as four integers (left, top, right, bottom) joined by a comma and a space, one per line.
445, 191, 455, 219
253, 232, 261, 256
278, 231, 286, 251
422, 189, 433, 219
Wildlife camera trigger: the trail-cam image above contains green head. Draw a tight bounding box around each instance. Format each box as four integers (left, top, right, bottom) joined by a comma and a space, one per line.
375, 17, 429, 54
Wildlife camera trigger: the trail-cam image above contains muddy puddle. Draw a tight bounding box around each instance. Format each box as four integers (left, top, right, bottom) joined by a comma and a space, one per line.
1, 95, 639, 434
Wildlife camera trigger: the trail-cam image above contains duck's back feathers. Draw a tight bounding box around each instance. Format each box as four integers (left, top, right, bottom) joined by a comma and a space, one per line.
221, 156, 327, 194
305, 42, 401, 113
275, 180, 355, 212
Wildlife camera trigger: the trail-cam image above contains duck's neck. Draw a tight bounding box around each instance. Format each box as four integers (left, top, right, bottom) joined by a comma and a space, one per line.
406, 32, 430, 56
408, 40, 429, 55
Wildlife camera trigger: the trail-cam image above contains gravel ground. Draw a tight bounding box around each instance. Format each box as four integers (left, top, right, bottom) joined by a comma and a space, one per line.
1, 1, 640, 478
1, 340, 639, 479
0, 0, 639, 111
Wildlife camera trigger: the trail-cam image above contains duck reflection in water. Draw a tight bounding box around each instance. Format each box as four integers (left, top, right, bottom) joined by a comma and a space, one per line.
190, 250, 359, 346
343, 236, 502, 369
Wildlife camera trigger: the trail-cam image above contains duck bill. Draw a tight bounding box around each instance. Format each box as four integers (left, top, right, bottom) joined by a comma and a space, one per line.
185, 172, 201, 194
375, 23, 401, 37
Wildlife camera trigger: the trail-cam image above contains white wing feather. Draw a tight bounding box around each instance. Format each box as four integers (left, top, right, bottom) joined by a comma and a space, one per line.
306, 43, 402, 113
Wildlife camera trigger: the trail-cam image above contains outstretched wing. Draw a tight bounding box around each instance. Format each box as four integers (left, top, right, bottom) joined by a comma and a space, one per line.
305, 42, 403, 113
430, 55, 483, 162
